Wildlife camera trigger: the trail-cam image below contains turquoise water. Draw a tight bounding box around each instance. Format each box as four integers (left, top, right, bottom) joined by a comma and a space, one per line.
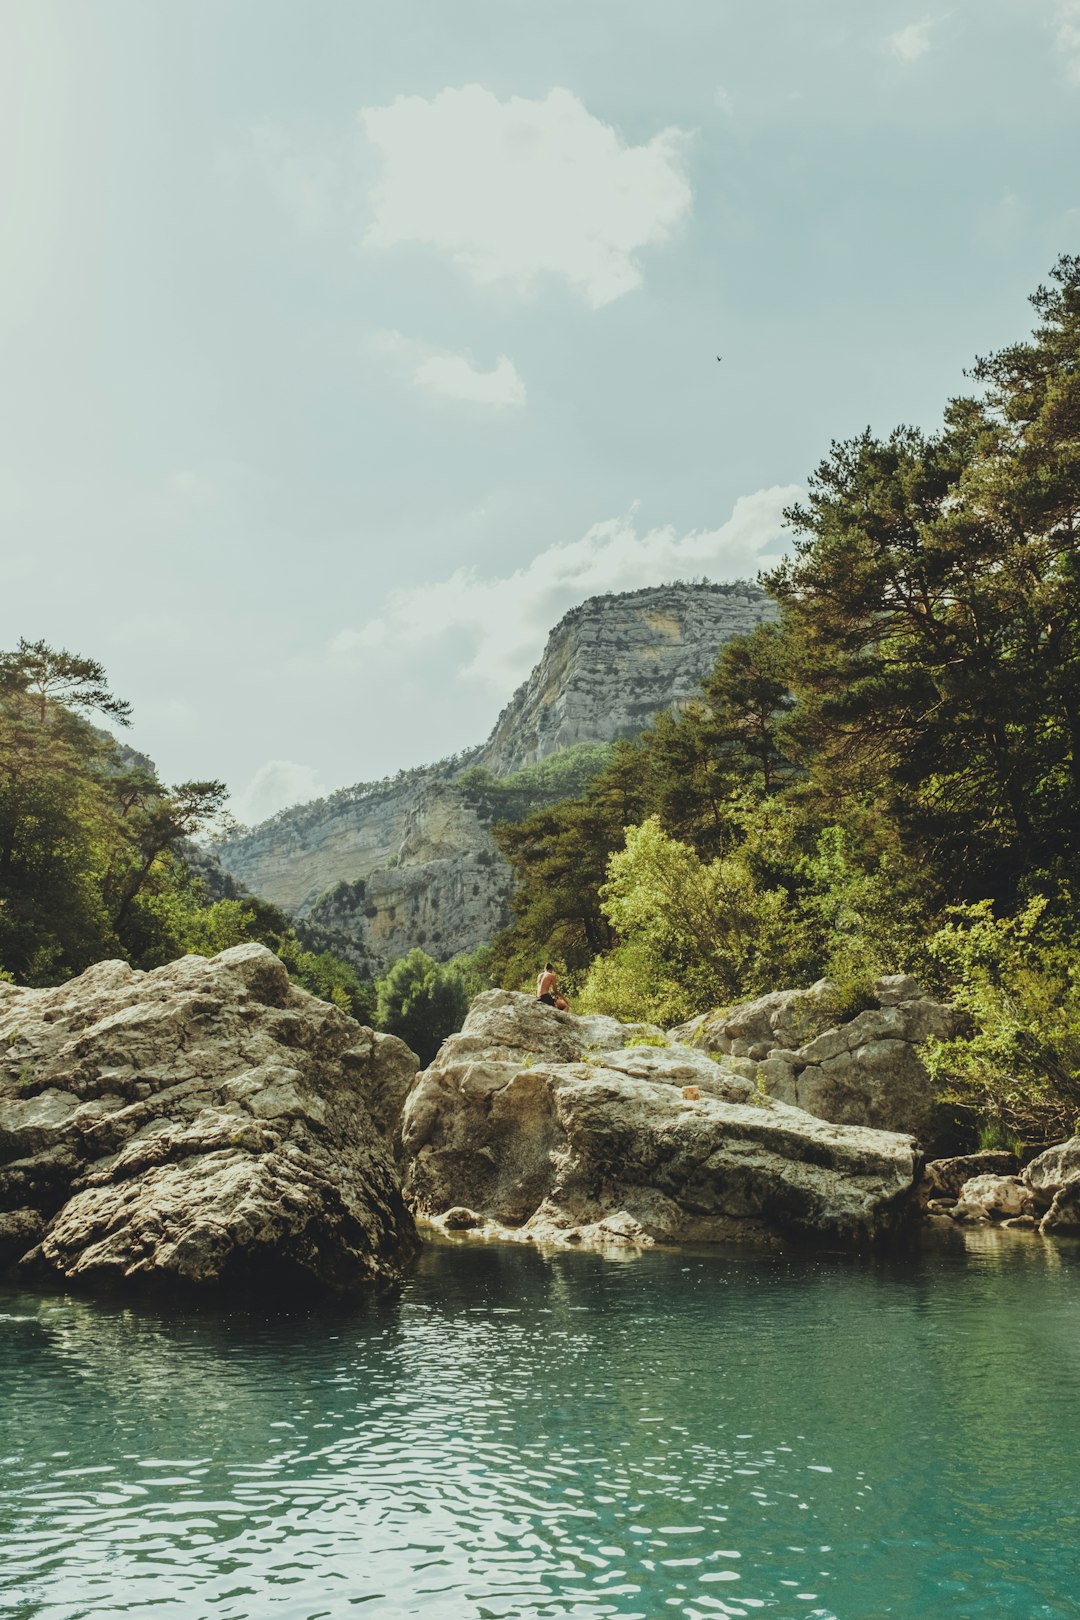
2, 1233, 1079, 1620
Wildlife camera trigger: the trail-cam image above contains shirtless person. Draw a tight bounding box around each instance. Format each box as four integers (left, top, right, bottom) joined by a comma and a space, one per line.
536, 962, 558, 1006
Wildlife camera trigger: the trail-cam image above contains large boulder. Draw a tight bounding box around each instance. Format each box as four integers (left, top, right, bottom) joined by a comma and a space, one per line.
402, 991, 922, 1249
0, 944, 420, 1292
1022, 1137, 1080, 1235
672, 977, 966, 1139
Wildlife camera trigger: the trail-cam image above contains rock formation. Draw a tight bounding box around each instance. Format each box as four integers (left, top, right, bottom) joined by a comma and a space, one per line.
671, 975, 966, 1139
214, 582, 777, 970
920, 1137, 1080, 1236
402, 991, 922, 1249
0, 944, 420, 1293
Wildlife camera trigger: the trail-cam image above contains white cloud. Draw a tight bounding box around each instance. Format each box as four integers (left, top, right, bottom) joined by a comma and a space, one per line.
233, 760, 327, 825
359, 86, 692, 308
327, 486, 801, 694
1048, 1, 1080, 81
372, 330, 526, 409
886, 20, 935, 62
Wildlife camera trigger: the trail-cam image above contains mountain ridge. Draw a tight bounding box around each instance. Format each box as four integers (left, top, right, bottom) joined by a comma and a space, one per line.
215, 580, 777, 969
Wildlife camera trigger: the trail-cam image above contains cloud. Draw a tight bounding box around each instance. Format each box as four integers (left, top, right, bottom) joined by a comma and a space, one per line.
886, 20, 935, 62
1048, 1, 1080, 81
232, 760, 327, 825
359, 86, 692, 308
326, 486, 801, 694
372, 330, 526, 409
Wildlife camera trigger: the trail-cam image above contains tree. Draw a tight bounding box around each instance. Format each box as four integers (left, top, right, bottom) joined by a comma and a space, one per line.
375, 948, 469, 1064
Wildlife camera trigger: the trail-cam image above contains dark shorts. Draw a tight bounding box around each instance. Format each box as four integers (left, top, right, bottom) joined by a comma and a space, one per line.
537, 993, 556, 1006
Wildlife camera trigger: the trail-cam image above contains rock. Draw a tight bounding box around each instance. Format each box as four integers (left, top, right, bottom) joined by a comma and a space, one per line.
875, 974, 924, 1006
670, 980, 840, 1055
403, 992, 922, 1250
923, 1152, 1019, 1202
1039, 1185, 1080, 1235
671, 981, 964, 1141
442, 1206, 482, 1230
796, 1039, 936, 1138
215, 583, 777, 968
1022, 1136, 1080, 1206
0, 944, 420, 1293
1001, 1215, 1037, 1230
953, 1174, 1036, 1221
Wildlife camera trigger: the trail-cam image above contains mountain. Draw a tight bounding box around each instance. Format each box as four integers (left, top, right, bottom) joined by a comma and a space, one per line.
214, 581, 777, 972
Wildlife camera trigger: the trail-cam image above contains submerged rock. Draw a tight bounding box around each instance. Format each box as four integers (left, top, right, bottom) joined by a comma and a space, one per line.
403, 991, 922, 1250
0, 944, 420, 1293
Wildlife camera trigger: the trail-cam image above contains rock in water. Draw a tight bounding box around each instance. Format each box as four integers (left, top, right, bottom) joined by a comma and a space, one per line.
402, 992, 922, 1249
0, 944, 420, 1293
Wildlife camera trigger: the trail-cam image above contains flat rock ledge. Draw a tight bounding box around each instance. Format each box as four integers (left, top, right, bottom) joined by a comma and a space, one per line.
0, 944, 420, 1294
403, 991, 922, 1251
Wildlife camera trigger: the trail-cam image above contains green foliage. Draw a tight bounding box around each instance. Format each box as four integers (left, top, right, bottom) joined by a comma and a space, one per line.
925, 898, 1080, 1146
375, 947, 470, 1064
623, 1032, 669, 1048
492, 260, 1080, 1142
450, 942, 495, 1000
458, 743, 614, 826
276, 935, 376, 1023
0, 638, 375, 1027
580, 817, 801, 1026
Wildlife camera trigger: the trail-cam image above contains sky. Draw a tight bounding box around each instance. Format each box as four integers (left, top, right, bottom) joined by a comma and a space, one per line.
2, 0, 1078, 825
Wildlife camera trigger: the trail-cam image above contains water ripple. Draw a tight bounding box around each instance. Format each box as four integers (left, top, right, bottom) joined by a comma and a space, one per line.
2, 1239, 1080, 1618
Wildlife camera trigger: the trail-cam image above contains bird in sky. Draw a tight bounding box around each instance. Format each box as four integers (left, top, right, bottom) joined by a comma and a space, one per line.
716, 354, 723, 362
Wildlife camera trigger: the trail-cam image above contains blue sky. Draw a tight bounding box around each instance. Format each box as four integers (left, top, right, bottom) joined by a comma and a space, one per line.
2, 0, 1078, 822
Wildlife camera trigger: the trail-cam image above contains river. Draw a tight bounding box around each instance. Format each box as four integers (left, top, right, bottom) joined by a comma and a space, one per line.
2, 1231, 1078, 1619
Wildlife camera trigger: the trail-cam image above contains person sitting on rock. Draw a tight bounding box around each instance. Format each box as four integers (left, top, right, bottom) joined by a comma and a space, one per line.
536, 962, 558, 1006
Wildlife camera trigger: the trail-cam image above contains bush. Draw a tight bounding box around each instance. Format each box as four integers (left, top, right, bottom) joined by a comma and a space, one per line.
924, 897, 1080, 1147
375, 947, 470, 1065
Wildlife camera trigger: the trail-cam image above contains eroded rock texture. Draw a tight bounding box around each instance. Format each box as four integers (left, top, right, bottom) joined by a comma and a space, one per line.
0, 944, 419, 1293
671, 976, 966, 1139
402, 991, 922, 1250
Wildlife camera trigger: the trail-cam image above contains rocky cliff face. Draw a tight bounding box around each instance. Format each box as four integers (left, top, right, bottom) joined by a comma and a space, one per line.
215, 582, 777, 971
477, 582, 776, 774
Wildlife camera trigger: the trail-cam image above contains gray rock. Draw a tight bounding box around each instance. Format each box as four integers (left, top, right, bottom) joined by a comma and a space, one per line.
953, 1174, 1036, 1221
875, 974, 924, 1006
923, 1152, 1019, 1202
669, 980, 841, 1055
403, 993, 922, 1250
214, 583, 777, 968
1040, 1185, 1080, 1235
0, 944, 420, 1293
1022, 1137, 1080, 1205
796, 1039, 936, 1138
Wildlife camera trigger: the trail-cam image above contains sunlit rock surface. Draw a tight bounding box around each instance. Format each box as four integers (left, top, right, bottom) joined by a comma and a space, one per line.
671, 977, 966, 1139
0, 944, 419, 1293
402, 991, 922, 1250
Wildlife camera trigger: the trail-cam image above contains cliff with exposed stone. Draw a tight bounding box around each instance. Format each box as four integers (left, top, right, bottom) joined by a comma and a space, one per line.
214, 582, 777, 971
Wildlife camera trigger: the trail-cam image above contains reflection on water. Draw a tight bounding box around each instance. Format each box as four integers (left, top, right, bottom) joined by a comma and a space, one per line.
2, 1235, 1079, 1619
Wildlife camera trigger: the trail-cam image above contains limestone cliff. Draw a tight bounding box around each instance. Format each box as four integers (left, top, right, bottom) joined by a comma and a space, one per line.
215, 581, 777, 971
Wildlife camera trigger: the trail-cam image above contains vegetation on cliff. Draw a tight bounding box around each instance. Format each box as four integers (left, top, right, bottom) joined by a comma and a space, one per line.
492, 257, 1080, 1145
